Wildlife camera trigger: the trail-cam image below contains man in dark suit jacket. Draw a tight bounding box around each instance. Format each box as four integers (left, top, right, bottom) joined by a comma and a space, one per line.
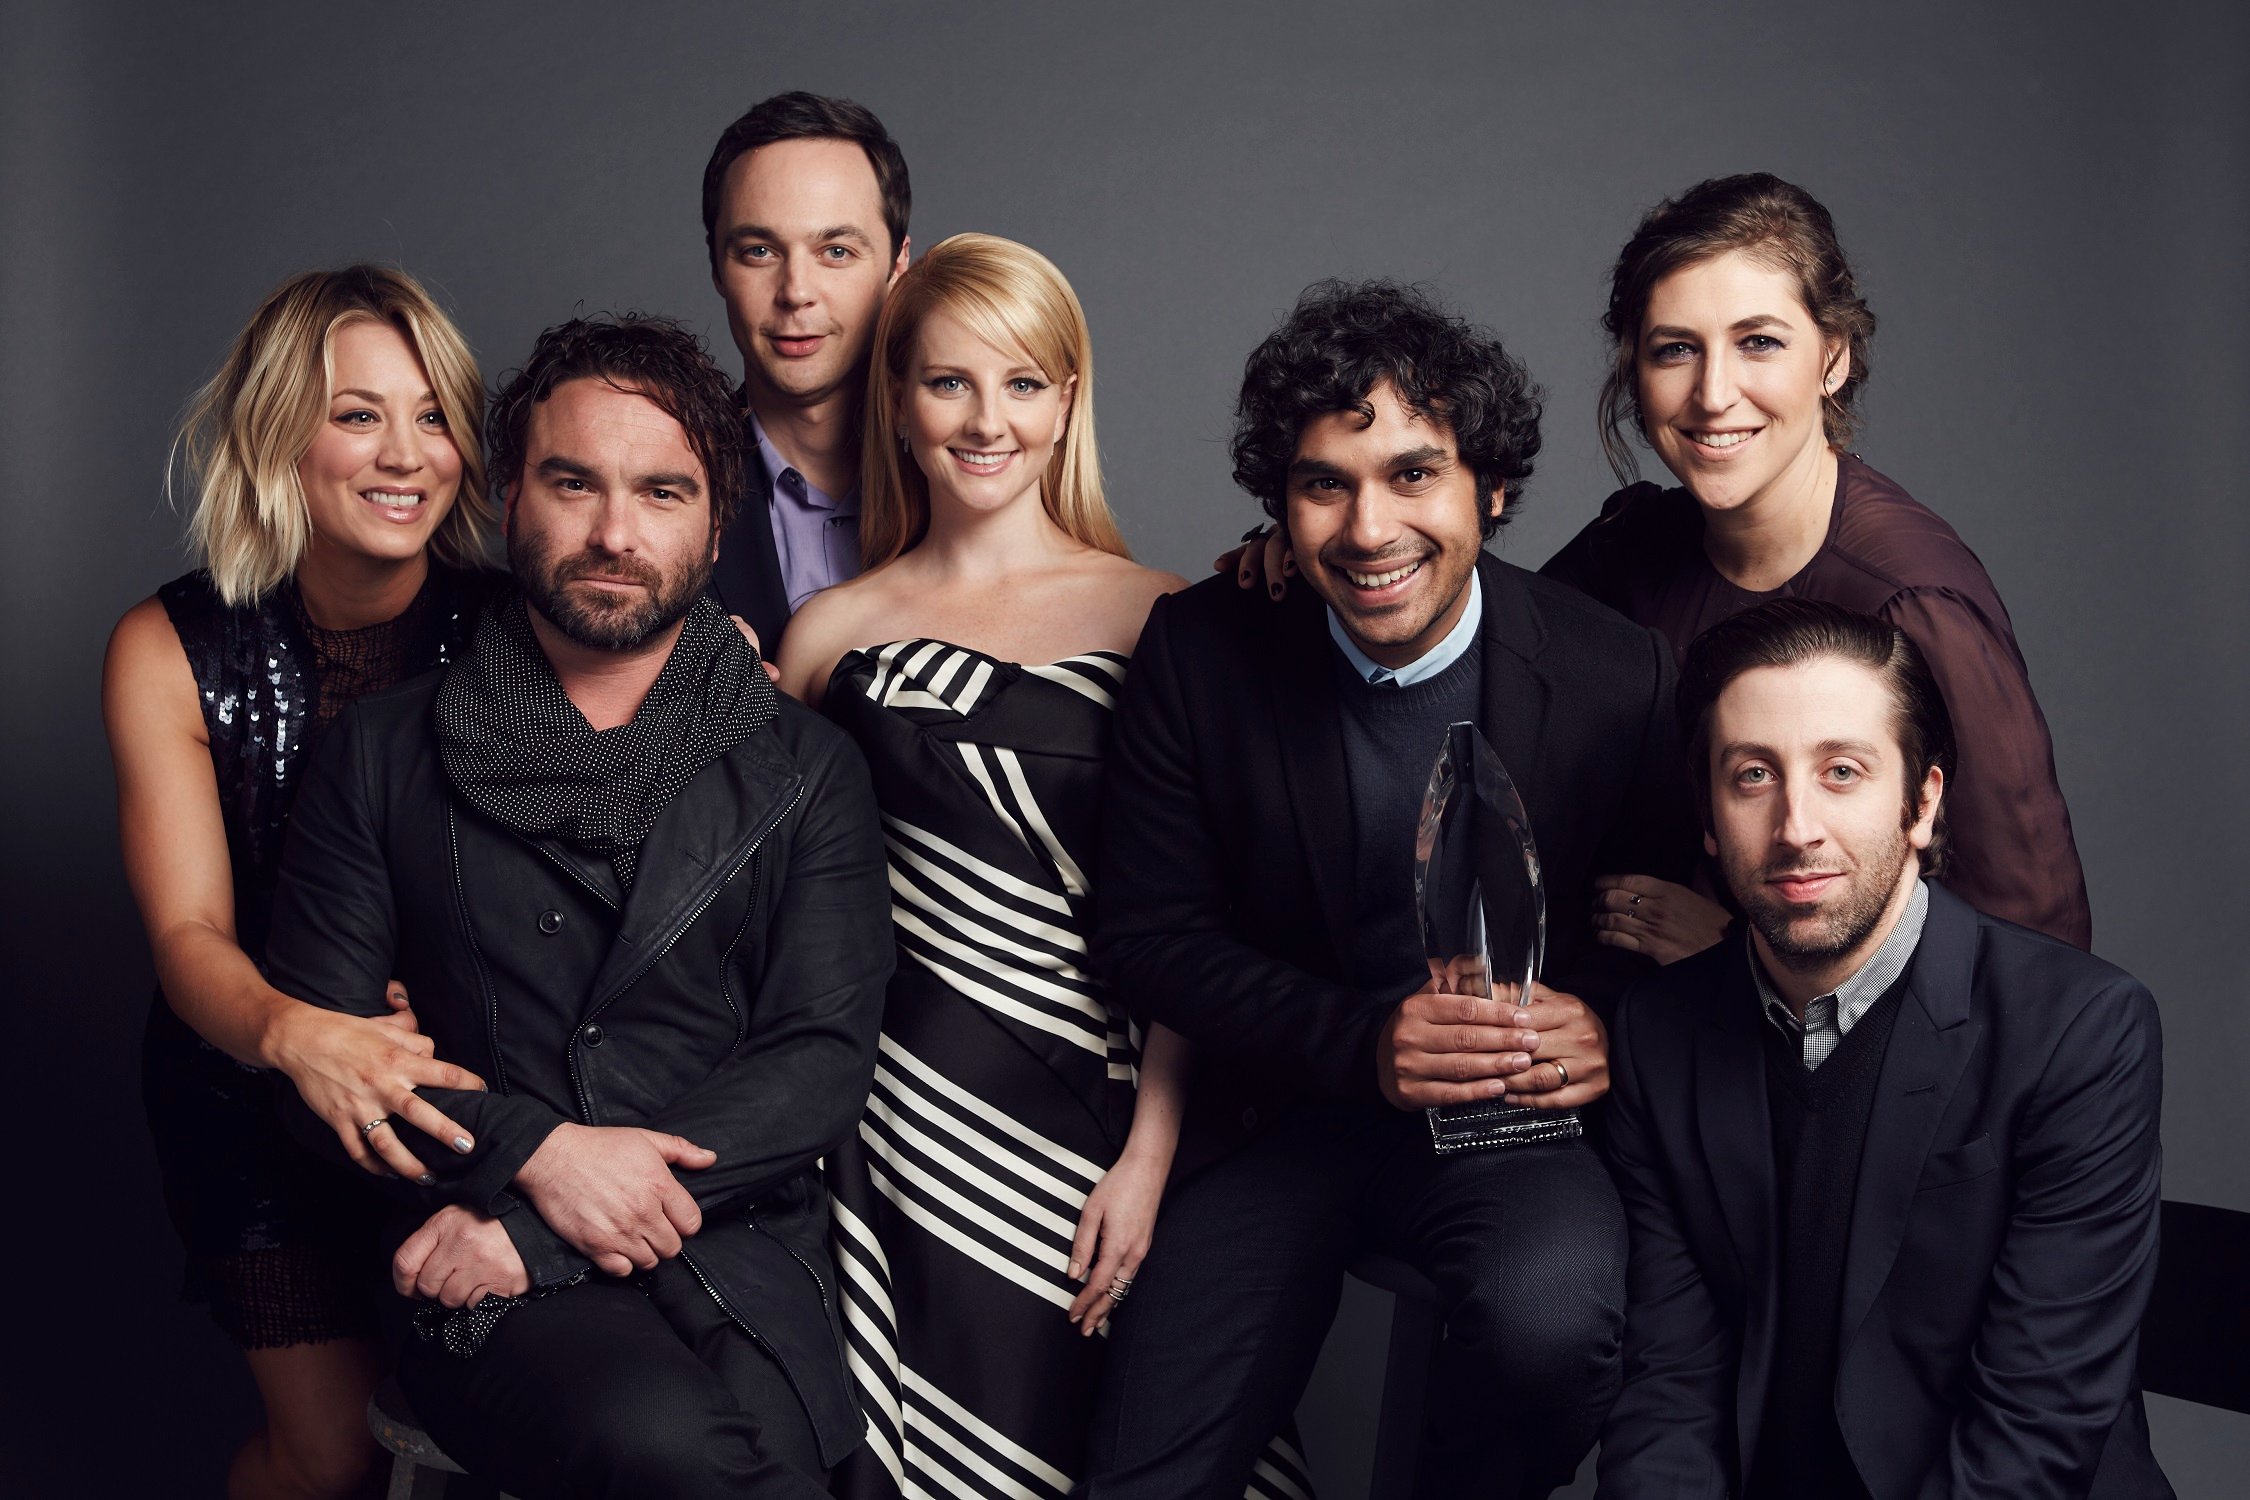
1598, 599, 2169, 1499
699, 92, 913, 656
1079, 282, 1699, 1499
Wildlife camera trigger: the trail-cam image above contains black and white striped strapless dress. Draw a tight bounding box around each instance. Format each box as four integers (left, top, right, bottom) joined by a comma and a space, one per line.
823, 639, 1312, 1500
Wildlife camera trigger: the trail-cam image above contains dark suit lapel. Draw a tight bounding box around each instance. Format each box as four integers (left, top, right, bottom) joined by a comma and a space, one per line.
1837, 885, 1983, 1359
1470, 555, 1552, 822
1263, 593, 1358, 956
714, 430, 789, 656
1693, 940, 1779, 1474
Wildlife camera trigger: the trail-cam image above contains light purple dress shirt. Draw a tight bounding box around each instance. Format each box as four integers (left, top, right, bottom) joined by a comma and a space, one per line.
749, 414, 862, 611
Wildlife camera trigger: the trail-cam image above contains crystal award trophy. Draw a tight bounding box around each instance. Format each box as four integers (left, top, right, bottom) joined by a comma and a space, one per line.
1414, 721, 1582, 1153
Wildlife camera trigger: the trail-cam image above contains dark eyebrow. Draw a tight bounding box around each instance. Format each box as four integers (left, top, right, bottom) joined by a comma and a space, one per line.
535, 455, 597, 481
726, 222, 873, 250
1387, 445, 1450, 469
1646, 314, 1797, 342
638, 471, 703, 496
1814, 737, 1883, 760
1718, 737, 1885, 762
1286, 456, 1349, 481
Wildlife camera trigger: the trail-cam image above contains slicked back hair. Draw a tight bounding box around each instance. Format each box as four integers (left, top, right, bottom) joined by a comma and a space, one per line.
1678, 598, 1954, 875
487, 315, 746, 534
1230, 279, 1543, 538
1599, 173, 1876, 483
701, 91, 911, 266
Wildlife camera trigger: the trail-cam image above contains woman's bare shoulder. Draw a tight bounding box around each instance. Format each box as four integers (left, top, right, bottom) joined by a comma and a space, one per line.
104, 594, 203, 742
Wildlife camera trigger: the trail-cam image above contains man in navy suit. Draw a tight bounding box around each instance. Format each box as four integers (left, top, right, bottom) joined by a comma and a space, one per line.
1598, 598, 2170, 1499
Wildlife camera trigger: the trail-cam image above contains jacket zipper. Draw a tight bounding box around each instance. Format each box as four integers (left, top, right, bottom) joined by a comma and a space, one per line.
533, 841, 618, 911
751, 1214, 832, 1322
448, 805, 508, 1093
679, 1243, 818, 1422
568, 780, 804, 1124
716, 855, 761, 1048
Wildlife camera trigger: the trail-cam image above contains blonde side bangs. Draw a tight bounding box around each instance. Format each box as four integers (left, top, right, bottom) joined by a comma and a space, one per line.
858, 234, 1128, 572
176, 267, 492, 605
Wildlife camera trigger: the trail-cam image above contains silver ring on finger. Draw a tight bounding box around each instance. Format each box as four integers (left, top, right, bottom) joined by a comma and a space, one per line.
1107, 1277, 1132, 1303
1551, 1061, 1569, 1090
1630, 893, 1643, 907
361, 1117, 391, 1137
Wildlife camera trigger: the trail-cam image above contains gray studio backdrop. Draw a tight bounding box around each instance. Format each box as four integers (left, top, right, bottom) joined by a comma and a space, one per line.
6, 2, 2244, 1493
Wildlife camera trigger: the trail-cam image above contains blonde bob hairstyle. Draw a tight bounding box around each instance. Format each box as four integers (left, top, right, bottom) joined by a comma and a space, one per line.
174, 264, 494, 604
860, 234, 1128, 570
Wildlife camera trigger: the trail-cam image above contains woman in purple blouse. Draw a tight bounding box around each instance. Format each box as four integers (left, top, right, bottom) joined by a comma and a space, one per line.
1541, 173, 2091, 956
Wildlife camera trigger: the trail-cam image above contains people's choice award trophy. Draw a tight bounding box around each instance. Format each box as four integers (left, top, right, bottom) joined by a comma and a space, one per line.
1414, 721, 1583, 1153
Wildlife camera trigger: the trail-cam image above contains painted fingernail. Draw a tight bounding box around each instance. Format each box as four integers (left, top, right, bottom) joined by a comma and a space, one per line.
452, 1137, 473, 1154
416, 1173, 436, 1186
1269, 583, 1283, 599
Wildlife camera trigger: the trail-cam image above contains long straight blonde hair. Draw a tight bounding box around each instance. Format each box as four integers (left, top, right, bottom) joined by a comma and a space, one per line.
174, 264, 493, 604
859, 233, 1128, 569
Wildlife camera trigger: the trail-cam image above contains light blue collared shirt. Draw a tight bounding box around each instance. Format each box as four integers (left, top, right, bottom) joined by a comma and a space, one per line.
749, 414, 862, 612
1326, 570, 1484, 687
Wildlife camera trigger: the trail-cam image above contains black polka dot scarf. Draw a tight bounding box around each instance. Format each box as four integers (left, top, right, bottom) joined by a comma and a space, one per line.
435, 589, 775, 886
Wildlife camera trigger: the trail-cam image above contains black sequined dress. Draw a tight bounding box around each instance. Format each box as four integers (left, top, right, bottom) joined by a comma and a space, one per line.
141, 565, 479, 1348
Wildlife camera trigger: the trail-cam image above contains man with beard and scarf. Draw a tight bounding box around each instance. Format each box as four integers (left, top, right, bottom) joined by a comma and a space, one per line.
1080, 280, 1699, 1499
263, 315, 892, 1500
1597, 598, 2170, 1500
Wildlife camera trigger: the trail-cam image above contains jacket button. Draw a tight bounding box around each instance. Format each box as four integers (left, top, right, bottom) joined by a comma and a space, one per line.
538, 910, 563, 934
1240, 1107, 1259, 1131
582, 1024, 605, 1048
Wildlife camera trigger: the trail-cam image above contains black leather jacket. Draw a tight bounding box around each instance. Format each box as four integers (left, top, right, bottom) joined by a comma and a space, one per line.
266, 670, 891, 1467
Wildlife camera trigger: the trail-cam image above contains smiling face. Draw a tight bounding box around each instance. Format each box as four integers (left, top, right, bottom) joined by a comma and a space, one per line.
297, 319, 461, 563
1284, 381, 1494, 669
1637, 248, 1845, 515
712, 136, 910, 413
505, 378, 717, 652
1705, 655, 1941, 985
898, 306, 1071, 523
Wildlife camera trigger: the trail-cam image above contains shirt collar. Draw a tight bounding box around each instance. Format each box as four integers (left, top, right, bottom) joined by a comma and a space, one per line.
1754, 878, 1930, 1037
746, 411, 853, 514
1326, 570, 1483, 687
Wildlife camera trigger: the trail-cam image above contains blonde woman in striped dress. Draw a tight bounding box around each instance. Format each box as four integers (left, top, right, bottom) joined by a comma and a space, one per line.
777, 234, 1312, 1500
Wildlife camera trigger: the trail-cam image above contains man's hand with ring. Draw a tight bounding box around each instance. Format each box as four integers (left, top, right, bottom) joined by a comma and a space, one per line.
1501, 982, 1610, 1110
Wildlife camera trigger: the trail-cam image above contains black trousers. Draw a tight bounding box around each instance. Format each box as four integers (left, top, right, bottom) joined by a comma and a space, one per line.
396, 1259, 830, 1500
1079, 1103, 1626, 1500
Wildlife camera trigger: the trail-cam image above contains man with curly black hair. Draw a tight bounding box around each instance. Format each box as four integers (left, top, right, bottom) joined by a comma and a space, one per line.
1081, 281, 1700, 1498
265, 315, 892, 1498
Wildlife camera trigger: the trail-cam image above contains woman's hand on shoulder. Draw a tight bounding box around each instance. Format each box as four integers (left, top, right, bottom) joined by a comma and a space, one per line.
267, 981, 489, 1181
1212, 523, 1294, 601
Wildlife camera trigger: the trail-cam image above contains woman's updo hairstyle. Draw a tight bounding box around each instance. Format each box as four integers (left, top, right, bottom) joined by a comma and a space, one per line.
1597, 173, 1877, 483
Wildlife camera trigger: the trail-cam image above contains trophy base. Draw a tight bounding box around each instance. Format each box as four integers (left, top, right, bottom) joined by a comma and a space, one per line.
1426, 1101, 1583, 1154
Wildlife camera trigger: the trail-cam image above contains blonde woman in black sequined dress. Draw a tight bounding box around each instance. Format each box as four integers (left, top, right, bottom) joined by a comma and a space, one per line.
102, 265, 494, 1499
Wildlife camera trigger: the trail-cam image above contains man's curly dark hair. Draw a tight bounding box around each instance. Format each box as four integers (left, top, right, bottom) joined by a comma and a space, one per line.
488, 314, 746, 533
1230, 280, 1543, 538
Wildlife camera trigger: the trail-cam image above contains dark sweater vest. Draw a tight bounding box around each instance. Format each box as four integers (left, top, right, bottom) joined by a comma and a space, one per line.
1746, 978, 1909, 1500
1333, 636, 1485, 993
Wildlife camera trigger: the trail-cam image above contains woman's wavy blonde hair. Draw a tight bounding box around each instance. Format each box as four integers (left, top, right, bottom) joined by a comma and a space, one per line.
174, 264, 493, 603
860, 233, 1128, 569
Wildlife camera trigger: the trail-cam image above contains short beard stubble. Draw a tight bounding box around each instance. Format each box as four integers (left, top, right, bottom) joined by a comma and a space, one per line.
508, 522, 713, 652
